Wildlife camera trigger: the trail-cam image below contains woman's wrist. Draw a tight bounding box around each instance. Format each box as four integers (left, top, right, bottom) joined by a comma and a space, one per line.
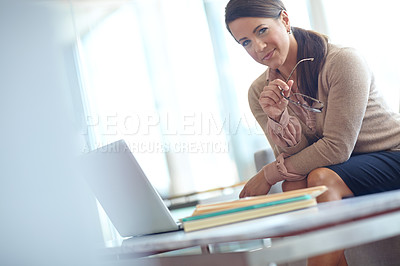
262, 162, 283, 186
269, 112, 284, 123
269, 116, 281, 123
269, 107, 290, 124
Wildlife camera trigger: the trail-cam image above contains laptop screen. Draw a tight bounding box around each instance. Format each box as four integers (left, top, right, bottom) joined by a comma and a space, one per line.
81, 140, 180, 237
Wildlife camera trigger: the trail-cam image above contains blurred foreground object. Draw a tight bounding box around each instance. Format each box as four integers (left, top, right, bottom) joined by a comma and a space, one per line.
0, 1, 102, 265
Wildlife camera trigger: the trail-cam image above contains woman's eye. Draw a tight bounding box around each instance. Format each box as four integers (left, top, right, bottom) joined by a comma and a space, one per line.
242, 40, 250, 47
258, 27, 267, 35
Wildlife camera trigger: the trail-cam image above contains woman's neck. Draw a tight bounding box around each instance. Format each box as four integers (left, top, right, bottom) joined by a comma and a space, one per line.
278, 35, 298, 82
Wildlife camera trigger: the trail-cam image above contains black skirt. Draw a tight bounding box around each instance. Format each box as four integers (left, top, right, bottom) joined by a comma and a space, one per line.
326, 150, 400, 196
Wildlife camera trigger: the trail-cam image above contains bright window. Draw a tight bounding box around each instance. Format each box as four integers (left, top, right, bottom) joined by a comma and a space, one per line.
321, 0, 400, 112
71, 0, 312, 245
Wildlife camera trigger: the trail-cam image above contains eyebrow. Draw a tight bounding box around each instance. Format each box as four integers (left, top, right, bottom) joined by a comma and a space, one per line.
237, 24, 267, 43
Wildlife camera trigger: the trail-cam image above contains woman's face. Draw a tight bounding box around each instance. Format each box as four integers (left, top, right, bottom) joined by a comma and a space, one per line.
228, 14, 291, 69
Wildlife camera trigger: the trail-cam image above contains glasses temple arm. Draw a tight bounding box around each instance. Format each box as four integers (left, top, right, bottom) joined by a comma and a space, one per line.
286, 58, 314, 82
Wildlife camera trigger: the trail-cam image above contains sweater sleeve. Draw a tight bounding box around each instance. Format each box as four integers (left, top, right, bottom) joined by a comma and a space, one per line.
262, 153, 307, 185
286, 47, 372, 175
248, 70, 308, 183
248, 70, 310, 159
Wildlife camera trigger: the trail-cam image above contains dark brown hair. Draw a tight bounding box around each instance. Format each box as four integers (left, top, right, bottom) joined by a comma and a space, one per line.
225, 0, 328, 100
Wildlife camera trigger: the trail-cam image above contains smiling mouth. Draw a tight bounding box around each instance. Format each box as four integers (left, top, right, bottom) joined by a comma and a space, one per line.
263, 49, 275, 61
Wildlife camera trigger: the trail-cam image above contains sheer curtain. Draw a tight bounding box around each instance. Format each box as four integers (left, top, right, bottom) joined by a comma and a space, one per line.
70, 0, 311, 245
74, 0, 241, 198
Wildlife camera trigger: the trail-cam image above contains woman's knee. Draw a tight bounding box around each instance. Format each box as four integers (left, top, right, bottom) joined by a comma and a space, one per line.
282, 179, 307, 192
307, 167, 338, 188
307, 167, 354, 201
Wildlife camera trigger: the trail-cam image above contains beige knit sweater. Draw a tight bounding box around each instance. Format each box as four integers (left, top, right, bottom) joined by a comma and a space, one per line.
249, 44, 400, 181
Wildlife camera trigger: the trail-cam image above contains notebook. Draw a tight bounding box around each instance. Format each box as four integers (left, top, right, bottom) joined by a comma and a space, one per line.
80, 139, 182, 237
181, 186, 327, 232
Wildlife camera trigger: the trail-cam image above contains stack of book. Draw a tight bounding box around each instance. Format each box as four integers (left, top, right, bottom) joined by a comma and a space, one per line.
181, 186, 327, 232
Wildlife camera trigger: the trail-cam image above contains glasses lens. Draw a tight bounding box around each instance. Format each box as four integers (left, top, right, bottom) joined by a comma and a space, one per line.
288, 93, 323, 112
282, 58, 324, 113
311, 100, 324, 112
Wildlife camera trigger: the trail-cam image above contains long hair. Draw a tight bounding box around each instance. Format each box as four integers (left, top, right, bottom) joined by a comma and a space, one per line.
225, 0, 328, 99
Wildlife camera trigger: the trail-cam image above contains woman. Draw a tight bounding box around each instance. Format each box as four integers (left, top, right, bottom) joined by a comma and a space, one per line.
225, 0, 400, 265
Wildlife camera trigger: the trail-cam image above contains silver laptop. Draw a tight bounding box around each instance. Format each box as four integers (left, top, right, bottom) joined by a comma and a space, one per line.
81, 139, 182, 237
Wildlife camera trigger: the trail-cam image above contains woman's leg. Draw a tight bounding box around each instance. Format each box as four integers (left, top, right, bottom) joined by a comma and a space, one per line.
307, 168, 354, 202
281, 179, 307, 192
306, 168, 353, 266
281, 167, 354, 200
282, 168, 354, 266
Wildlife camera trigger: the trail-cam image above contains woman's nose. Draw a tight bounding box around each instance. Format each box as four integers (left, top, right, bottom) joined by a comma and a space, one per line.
254, 38, 267, 53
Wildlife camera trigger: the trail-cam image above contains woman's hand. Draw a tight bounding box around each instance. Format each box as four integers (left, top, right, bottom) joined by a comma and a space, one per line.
259, 79, 294, 122
239, 170, 272, 198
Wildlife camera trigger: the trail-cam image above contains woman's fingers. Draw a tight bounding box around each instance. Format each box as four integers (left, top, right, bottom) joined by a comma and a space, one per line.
260, 90, 281, 105
258, 79, 294, 120
261, 79, 294, 103
268, 79, 290, 92
282, 80, 294, 97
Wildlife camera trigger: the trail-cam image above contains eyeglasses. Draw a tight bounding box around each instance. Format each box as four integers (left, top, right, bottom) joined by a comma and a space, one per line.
280, 58, 324, 113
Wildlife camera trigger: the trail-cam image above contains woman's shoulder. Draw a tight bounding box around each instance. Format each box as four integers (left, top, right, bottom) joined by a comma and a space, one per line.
325, 43, 367, 67
322, 43, 371, 77
248, 69, 268, 96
